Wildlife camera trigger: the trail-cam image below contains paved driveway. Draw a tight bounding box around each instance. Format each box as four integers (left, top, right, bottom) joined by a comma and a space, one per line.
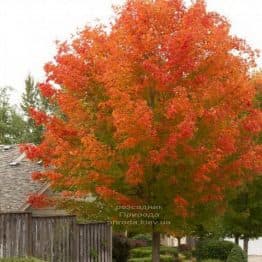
248, 256, 262, 262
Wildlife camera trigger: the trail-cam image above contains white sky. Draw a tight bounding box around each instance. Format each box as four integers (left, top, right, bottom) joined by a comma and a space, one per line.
0, 0, 261, 104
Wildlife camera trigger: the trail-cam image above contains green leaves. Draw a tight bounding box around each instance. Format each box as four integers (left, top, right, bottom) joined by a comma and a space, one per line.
0, 86, 27, 144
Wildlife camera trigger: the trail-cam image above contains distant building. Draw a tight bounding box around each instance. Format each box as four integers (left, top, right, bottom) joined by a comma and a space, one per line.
160, 234, 187, 247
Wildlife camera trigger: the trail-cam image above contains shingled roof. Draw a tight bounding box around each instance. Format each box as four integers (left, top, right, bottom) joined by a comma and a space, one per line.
0, 145, 44, 212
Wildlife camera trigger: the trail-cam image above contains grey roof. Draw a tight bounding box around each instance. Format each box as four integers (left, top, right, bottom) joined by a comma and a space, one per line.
0, 145, 44, 212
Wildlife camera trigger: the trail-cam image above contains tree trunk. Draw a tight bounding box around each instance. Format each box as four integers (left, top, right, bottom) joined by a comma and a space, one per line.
152, 230, 160, 262
243, 237, 249, 254
177, 237, 181, 248
234, 235, 240, 245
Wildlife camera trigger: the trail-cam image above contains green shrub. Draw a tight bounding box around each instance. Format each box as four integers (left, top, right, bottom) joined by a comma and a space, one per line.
195, 239, 235, 261
0, 258, 45, 262
159, 255, 175, 262
202, 258, 221, 262
128, 255, 174, 262
159, 246, 178, 257
131, 233, 152, 245
181, 250, 192, 259
128, 257, 152, 262
130, 246, 178, 258
226, 245, 247, 262
129, 247, 152, 258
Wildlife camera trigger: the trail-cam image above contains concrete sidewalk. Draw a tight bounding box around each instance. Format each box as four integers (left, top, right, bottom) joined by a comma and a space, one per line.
248, 256, 262, 262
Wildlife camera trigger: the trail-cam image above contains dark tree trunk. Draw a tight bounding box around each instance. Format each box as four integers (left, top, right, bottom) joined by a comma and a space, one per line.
243, 237, 249, 254
152, 230, 160, 262
177, 237, 181, 248
234, 235, 240, 245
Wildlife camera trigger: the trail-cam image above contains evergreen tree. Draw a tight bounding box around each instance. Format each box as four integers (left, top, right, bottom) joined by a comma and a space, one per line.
0, 86, 26, 144
21, 74, 55, 144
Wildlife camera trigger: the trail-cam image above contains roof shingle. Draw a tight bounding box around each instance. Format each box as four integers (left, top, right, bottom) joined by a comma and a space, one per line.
0, 145, 44, 212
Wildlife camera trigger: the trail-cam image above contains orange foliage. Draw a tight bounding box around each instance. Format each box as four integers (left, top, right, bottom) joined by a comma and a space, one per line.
22, 0, 261, 226
27, 194, 54, 209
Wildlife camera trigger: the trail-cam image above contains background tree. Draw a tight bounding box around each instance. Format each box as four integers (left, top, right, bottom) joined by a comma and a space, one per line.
223, 178, 262, 254
22, 1, 261, 261
21, 74, 56, 144
222, 71, 262, 254
0, 86, 26, 144
21, 75, 43, 144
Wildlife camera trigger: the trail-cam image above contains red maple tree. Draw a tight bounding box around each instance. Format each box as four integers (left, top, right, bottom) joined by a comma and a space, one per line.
21, 1, 261, 260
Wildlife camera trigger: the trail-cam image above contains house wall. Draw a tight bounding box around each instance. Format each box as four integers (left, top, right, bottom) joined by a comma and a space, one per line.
160, 234, 186, 247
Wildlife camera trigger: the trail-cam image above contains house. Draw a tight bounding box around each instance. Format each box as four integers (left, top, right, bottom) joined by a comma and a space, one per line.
0, 144, 66, 216
160, 234, 187, 247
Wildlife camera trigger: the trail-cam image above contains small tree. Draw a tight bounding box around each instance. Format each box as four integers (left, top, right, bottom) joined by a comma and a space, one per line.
21, 74, 57, 144
223, 178, 262, 253
22, 1, 261, 261
0, 86, 26, 144
21, 75, 43, 144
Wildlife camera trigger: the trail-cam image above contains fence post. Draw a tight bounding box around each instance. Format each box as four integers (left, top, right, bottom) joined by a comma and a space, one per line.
27, 213, 33, 257
109, 222, 112, 262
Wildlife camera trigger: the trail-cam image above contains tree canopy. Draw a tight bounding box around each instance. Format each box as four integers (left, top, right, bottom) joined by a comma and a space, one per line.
22, 0, 261, 239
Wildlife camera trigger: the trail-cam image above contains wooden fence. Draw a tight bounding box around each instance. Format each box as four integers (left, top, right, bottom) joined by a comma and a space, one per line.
0, 212, 112, 262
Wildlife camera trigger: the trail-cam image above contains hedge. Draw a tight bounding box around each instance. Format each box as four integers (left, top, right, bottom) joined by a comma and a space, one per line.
195, 239, 235, 261
159, 246, 178, 257
128, 255, 174, 262
226, 245, 247, 262
131, 234, 152, 245
128, 257, 152, 262
129, 246, 178, 258
201, 260, 222, 262
129, 247, 152, 258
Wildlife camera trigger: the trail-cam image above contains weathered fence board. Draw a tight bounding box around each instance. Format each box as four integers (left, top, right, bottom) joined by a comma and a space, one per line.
0, 212, 112, 262
32, 216, 75, 262
77, 223, 112, 262
0, 213, 31, 258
